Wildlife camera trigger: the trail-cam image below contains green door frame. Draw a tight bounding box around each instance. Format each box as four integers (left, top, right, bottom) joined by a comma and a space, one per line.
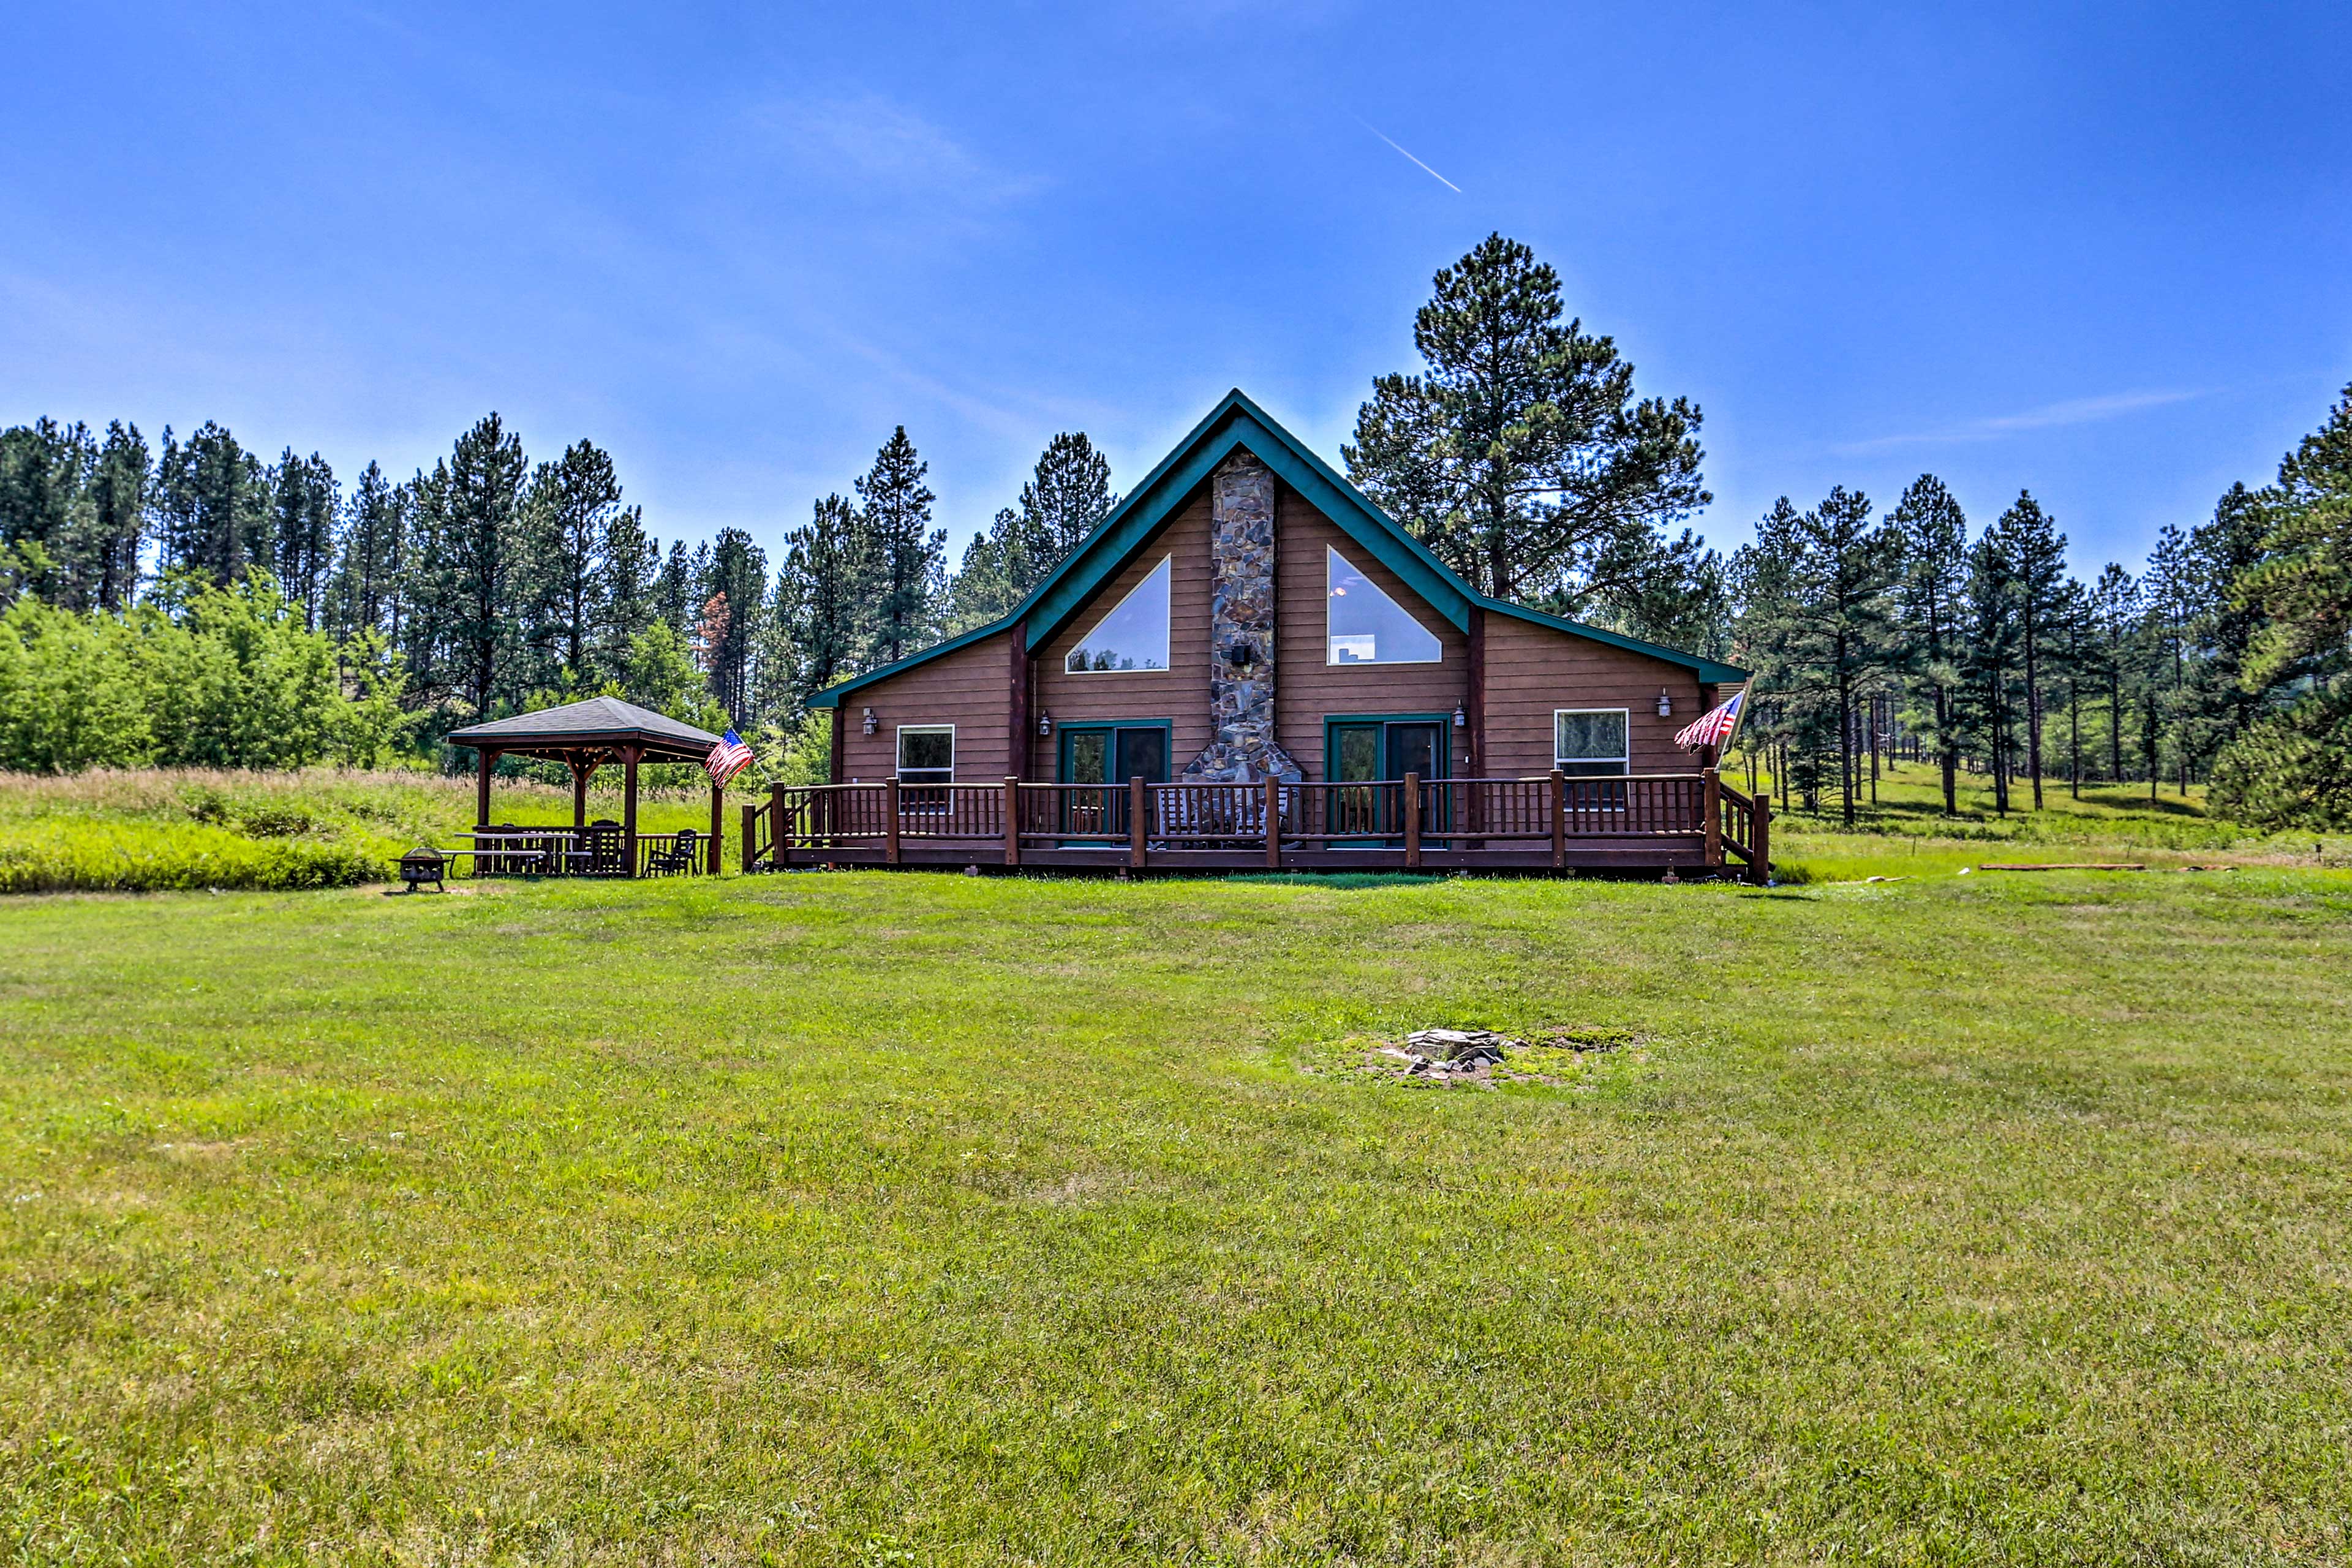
1055, 719, 1174, 843
1321, 712, 1452, 843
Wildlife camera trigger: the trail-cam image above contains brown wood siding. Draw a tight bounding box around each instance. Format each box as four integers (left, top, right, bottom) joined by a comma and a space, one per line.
1480, 612, 1703, 776
1028, 493, 1215, 776
1273, 484, 1472, 778
837, 628, 1016, 783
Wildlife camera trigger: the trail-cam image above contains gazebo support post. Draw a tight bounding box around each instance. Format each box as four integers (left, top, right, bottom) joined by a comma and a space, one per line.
707, 780, 722, 876
621, 747, 641, 878
475, 747, 499, 830
569, 754, 592, 829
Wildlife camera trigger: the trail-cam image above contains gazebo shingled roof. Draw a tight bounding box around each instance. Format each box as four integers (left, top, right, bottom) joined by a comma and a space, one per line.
446, 696, 721, 763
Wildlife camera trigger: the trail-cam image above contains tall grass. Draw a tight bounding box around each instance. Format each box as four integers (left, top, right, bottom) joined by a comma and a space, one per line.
0, 767, 731, 894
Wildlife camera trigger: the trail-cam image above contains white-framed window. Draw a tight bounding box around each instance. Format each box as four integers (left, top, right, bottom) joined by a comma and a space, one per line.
1065, 556, 1172, 673
896, 725, 955, 785
1554, 709, 1630, 777
1326, 546, 1442, 665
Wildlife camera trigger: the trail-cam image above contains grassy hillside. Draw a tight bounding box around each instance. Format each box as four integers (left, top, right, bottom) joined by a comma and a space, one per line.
2, 867, 2347, 1561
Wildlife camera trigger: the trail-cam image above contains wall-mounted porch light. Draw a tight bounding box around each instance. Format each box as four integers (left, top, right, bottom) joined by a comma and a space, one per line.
1452, 701, 1466, 729
1037, 710, 1054, 737
1656, 690, 1673, 717
861, 706, 879, 736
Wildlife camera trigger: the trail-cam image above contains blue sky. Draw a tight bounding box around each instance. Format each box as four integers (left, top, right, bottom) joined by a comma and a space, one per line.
4, 1, 2348, 582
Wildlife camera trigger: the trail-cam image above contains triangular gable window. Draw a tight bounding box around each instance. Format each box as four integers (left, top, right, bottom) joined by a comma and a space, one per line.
1065, 556, 1171, 673
1326, 547, 1441, 665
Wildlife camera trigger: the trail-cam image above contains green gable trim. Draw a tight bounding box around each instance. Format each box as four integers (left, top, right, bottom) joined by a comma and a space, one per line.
805, 388, 1747, 709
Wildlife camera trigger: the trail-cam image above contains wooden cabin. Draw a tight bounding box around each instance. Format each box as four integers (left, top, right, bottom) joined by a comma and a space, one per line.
753, 391, 1766, 878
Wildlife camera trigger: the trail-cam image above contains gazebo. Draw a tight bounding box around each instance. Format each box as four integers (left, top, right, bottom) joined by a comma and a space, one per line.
446, 697, 726, 878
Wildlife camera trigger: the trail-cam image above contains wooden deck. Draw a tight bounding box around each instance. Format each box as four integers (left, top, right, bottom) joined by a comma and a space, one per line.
739, 772, 1770, 881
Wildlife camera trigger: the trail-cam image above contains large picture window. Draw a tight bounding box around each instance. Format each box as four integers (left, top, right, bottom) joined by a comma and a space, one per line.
1554, 709, 1629, 777
896, 725, 954, 785
1065, 557, 1171, 673
1327, 547, 1442, 665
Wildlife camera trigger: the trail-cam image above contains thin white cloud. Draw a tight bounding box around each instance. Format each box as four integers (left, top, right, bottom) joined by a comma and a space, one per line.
1356, 118, 1461, 194
747, 94, 1041, 206
1837, 389, 2202, 453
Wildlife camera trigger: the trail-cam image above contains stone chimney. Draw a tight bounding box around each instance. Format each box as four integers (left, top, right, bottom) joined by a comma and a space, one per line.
1182, 451, 1303, 783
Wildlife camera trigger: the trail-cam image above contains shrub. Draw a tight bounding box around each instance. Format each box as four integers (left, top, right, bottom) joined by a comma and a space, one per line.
2209, 682, 2352, 831
0, 820, 385, 893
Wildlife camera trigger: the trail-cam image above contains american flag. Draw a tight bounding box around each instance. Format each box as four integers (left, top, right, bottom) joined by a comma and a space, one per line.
704, 728, 755, 785
1675, 688, 1745, 751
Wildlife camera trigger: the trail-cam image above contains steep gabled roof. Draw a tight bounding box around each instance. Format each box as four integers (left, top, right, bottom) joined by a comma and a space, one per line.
808, 390, 1747, 708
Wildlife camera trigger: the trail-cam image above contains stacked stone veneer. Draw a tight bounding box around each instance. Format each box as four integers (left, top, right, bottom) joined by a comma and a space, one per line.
1182, 451, 1303, 784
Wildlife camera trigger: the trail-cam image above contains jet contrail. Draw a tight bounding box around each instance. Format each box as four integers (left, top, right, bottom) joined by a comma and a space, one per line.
1357, 118, 1461, 193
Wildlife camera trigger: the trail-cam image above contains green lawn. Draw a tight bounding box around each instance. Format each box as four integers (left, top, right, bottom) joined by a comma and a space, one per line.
4, 863, 2349, 1563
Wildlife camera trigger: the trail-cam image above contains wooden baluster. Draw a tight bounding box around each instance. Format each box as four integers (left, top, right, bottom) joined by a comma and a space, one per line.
1550, 769, 1566, 869
1403, 772, 1422, 869
1003, 777, 1020, 867
1129, 777, 1147, 869
1265, 777, 1281, 868
884, 778, 901, 864
1703, 767, 1721, 871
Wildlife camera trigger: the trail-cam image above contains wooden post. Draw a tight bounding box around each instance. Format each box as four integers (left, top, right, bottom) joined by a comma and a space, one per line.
741, 803, 758, 872
1403, 771, 1422, 869
1466, 606, 1487, 837
1007, 622, 1029, 781
769, 782, 786, 868
708, 782, 723, 875
1550, 769, 1566, 869
475, 747, 497, 828
1751, 791, 1771, 887
884, 778, 902, 865
1128, 776, 1146, 870
1703, 766, 1722, 871
1003, 777, 1020, 867
1264, 777, 1280, 869
570, 754, 589, 829
621, 747, 640, 878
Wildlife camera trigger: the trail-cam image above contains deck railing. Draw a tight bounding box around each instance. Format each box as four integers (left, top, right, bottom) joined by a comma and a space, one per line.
753, 771, 1770, 881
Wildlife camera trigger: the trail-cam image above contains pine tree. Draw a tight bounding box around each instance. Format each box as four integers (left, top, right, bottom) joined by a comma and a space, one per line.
944, 508, 1021, 633
2184, 483, 2273, 760
1728, 498, 1805, 809
154, 423, 271, 584
408, 414, 529, 720
88, 422, 148, 611
0, 418, 96, 606
270, 451, 338, 628
1344, 233, 1708, 606
699, 527, 768, 723
328, 461, 405, 649
1990, 492, 2068, 809
854, 426, 944, 666
516, 440, 624, 694
1782, 488, 1901, 826
593, 503, 657, 687
2087, 565, 2139, 782
655, 540, 695, 640
2143, 522, 2200, 793
1016, 431, 1116, 576
1959, 532, 2024, 815
943, 433, 1120, 634
778, 494, 862, 695
1888, 474, 1970, 813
